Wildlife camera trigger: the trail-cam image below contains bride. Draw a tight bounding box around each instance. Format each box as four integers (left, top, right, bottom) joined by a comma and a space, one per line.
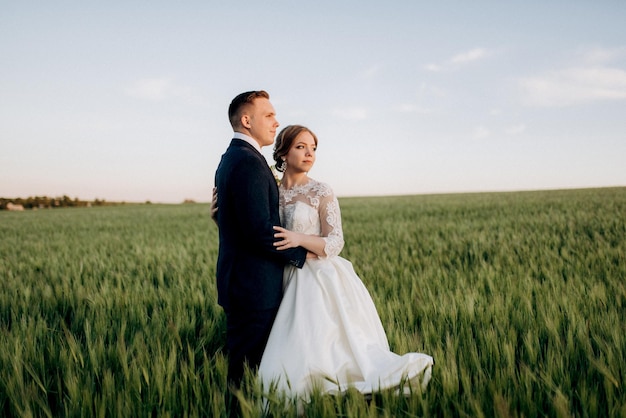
257, 125, 433, 400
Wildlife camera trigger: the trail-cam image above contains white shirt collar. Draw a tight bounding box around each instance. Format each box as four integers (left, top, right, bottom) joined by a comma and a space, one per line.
233, 132, 261, 153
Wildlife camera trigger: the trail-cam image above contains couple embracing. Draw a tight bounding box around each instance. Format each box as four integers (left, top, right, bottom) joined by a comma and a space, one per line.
212, 90, 433, 413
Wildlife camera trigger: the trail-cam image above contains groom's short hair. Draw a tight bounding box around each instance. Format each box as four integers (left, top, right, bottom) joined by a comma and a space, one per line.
228, 90, 270, 129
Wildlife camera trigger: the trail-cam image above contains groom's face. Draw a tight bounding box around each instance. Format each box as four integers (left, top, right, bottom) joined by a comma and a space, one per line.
246, 98, 279, 148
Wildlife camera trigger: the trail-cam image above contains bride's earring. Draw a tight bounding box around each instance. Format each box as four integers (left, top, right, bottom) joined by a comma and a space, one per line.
280, 159, 287, 171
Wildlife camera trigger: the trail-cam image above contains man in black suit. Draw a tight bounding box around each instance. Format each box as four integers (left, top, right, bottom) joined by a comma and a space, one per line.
214, 90, 308, 400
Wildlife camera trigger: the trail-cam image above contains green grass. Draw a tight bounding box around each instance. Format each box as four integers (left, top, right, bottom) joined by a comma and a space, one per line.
1, 188, 625, 417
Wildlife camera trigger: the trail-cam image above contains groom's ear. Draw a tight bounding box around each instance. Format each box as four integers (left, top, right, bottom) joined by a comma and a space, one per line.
241, 114, 251, 129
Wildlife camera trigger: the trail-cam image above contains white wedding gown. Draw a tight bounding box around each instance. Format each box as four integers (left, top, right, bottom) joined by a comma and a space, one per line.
258, 179, 433, 400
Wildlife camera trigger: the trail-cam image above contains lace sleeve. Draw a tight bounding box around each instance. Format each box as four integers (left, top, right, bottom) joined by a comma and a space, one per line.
317, 184, 344, 258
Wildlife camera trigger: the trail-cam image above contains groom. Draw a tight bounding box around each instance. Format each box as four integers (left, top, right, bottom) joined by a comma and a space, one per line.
214, 90, 308, 394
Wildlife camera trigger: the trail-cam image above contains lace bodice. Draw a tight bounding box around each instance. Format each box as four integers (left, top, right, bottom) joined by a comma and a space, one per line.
279, 179, 344, 258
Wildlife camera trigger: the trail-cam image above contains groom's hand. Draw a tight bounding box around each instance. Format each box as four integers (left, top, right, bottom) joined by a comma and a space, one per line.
210, 187, 218, 224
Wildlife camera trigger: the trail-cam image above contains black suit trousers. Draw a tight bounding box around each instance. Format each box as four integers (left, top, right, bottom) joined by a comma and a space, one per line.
225, 306, 280, 387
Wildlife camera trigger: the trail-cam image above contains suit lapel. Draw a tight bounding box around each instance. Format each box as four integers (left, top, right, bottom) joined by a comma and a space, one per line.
231, 139, 276, 186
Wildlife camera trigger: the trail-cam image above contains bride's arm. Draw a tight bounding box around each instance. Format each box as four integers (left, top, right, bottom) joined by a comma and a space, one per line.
273, 183, 344, 258
273, 226, 327, 257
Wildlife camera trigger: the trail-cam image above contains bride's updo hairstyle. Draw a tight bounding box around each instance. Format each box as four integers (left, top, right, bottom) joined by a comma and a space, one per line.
273, 125, 319, 172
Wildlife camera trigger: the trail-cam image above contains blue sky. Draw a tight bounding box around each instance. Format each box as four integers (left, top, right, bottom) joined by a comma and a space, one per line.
1, 1, 625, 203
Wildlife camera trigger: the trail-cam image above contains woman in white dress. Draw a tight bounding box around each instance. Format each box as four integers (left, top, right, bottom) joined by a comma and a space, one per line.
257, 125, 433, 401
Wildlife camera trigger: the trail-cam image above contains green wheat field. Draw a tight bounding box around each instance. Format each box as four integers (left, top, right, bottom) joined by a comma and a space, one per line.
1, 187, 625, 417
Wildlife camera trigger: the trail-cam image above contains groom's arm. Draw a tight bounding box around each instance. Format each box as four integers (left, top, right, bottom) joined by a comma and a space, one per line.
228, 155, 307, 268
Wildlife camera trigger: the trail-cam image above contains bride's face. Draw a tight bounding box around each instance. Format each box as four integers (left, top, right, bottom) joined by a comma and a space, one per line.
285, 131, 317, 173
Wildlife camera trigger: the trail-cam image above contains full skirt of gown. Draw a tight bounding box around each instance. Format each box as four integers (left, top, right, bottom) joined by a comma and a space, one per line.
258, 255, 434, 400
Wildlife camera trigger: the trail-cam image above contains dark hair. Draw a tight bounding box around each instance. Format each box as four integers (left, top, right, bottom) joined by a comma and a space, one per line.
273, 125, 319, 172
228, 90, 270, 129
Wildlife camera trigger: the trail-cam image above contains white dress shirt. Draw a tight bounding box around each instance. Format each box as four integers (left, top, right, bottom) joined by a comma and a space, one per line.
233, 132, 262, 153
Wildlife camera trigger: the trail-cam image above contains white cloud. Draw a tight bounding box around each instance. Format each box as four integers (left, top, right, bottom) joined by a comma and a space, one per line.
358, 65, 382, 80
519, 66, 626, 107
125, 78, 193, 101
450, 48, 490, 64
394, 103, 432, 114
505, 124, 526, 135
472, 125, 490, 139
417, 82, 447, 100
425, 47, 492, 72
580, 46, 626, 65
424, 63, 442, 72
331, 107, 368, 120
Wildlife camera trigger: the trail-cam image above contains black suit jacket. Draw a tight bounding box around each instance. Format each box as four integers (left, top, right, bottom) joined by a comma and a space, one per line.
214, 139, 307, 311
